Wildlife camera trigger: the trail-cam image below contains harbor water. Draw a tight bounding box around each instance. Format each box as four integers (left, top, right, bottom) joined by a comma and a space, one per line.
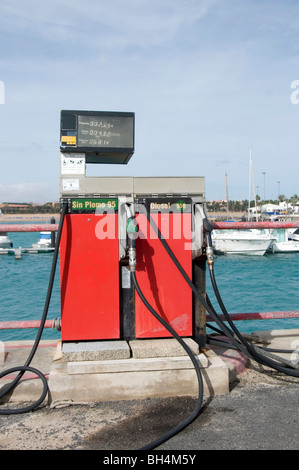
0, 227, 298, 342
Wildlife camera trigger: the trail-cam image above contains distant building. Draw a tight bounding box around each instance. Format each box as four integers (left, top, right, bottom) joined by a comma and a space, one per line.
1, 203, 30, 212
261, 202, 290, 215
294, 203, 299, 213
0, 201, 60, 213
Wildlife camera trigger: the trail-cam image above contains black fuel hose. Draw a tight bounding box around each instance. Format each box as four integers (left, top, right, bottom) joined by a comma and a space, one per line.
134, 210, 298, 451
206, 286, 298, 356
0, 203, 68, 414
148, 213, 299, 377
205, 226, 299, 375
132, 272, 204, 450
145, 214, 254, 358
208, 266, 299, 376
127, 215, 204, 450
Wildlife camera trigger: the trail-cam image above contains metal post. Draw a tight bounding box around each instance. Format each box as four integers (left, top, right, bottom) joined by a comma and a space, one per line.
193, 255, 206, 348
50, 217, 56, 247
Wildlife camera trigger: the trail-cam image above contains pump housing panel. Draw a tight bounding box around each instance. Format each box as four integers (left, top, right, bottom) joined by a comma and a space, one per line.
60, 213, 120, 341
134, 211, 193, 338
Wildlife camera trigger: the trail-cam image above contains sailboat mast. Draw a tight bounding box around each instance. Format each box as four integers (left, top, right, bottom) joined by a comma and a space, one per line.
248, 152, 251, 221
248, 149, 258, 221
251, 158, 258, 221
225, 172, 229, 220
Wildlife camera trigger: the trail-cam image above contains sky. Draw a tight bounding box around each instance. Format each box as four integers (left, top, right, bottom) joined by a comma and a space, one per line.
0, 0, 299, 203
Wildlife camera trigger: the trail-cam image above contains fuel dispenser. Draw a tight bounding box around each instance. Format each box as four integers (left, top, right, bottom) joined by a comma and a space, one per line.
59, 110, 206, 346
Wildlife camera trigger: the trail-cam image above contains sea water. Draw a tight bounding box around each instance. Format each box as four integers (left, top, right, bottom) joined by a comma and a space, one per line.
0, 228, 60, 342
0, 228, 298, 342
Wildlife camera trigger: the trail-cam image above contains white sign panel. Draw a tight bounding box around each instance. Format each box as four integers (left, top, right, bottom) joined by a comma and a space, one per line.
61, 153, 85, 175
62, 179, 80, 191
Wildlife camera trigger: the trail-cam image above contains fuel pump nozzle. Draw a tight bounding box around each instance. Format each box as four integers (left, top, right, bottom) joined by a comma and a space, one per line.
204, 226, 214, 272
197, 205, 214, 271
128, 242, 136, 272
125, 204, 137, 272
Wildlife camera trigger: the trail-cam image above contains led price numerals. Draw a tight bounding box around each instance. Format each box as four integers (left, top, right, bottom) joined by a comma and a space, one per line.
88, 120, 114, 128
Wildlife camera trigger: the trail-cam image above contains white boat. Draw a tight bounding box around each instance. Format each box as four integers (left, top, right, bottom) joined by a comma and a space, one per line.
287, 228, 299, 242
212, 229, 275, 256
272, 241, 299, 253
266, 228, 299, 253
0, 232, 13, 250
32, 232, 53, 250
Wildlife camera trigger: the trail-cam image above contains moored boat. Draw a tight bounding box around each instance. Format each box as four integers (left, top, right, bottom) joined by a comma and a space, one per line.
266, 228, 299, 253
32, 232, 53, 250
212, 229, 274, 256
0, 232, 13, 250
287, 228, 299, 242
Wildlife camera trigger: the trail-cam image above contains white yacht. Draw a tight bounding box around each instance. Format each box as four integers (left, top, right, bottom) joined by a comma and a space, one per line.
212, 229, 275, 256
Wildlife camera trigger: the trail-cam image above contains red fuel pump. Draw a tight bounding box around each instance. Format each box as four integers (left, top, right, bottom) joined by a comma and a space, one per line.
60, 202, 120, 341
134, 198, 193, 338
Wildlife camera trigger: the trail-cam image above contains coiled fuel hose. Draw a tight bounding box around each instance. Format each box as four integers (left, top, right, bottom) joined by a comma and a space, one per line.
0, 203, 68, 414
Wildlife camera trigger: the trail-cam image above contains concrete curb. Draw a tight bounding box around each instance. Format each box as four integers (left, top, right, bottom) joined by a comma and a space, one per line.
1, 338, 232, 403
3, 329, 297, 405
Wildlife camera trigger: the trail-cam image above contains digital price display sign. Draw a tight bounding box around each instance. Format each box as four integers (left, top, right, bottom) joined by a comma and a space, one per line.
60, 110, 135, 164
